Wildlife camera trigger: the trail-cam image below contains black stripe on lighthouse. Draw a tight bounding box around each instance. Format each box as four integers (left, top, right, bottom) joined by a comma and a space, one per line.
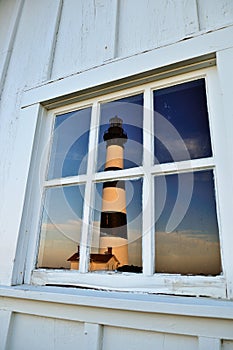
100, 212, 127, 239
102, 180, 125, 190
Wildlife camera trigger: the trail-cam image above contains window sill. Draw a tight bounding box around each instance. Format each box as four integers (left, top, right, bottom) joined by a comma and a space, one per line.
30, 269, 226, 299
0, 284, 232, 320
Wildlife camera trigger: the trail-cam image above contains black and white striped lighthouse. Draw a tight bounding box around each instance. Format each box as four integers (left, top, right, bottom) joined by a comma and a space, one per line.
99, 116, 128, 266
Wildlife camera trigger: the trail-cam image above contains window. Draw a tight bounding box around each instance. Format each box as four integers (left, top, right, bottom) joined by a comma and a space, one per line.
26, 67, 226, 297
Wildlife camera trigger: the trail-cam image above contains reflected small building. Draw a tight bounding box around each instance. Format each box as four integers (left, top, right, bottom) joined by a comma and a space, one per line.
67, 246, 120, 271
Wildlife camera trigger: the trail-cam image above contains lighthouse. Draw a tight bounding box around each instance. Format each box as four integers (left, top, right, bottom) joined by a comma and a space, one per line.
99, 116, 128, 266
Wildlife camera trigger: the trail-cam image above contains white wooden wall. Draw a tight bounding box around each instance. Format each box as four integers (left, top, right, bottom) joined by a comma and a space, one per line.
1, 0, 233, 349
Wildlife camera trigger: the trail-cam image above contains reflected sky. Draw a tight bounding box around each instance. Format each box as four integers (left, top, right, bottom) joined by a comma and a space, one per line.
154, 79, 212, 163
155, 170, 221, 275
48, 108, 91, 179
37, 185, 85, 268
97, 94, 143, 171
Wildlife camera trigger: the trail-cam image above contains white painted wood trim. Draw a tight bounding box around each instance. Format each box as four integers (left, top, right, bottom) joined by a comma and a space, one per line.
94, 167, 144, 182
214, 48, 233, 299
84, 323, 103, 350
1, 295, 233, 340
142, 87, 154, 275
44, 174, 87, 187
0, 285, 232, 321
30, 270, 226, 299
21, 25, 233, 108
1, 104, 41, 286
79, 102, 100, 272
151, 157, 214, 176
198, 337, 221, 350
0, 310, 12, 350
19, 106, 53, 285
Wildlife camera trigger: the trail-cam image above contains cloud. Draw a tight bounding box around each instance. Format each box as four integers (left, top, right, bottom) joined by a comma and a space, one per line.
41, 219, 83, 242
155, 230, 221, 275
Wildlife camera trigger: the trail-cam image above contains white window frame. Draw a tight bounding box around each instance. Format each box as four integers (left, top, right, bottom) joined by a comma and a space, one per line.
17, 64, 230, 299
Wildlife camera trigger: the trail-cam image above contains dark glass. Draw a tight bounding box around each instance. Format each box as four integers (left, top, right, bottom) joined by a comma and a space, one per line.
155, 170, 221, 275
97, 94, 143, 172
48, 108, 91, 179
90, 179, 142, 272
37, 185, 85, 269
154, 79, 212, 163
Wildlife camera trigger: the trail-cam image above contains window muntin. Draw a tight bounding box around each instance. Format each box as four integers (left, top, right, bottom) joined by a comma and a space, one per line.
34, 70, 223, 290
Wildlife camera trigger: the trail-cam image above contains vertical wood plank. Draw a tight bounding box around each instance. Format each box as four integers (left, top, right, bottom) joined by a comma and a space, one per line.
0, 310, 12, 350
197, 0, 233, 31
51, 0, 119, 79
84, 323, 103, 350
198, 336, 221, 350
0, 0, 24, 98
0, 0, 65, 88
45, 0, 63, 80
117, 0, 199, 58
103, 0, 119, 61
183, 0, 200, 35
216, 48, 233, 299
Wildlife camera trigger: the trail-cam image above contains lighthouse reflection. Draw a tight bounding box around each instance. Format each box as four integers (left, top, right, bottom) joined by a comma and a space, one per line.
91, 117, 142, 272
92, 179, 142, 272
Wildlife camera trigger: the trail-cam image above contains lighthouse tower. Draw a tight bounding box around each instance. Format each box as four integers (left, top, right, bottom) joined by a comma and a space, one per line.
99, 116, 128, 266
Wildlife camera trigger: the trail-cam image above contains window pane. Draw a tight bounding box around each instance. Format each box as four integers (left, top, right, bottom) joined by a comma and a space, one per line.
155, 170, 221, 275
97, 94, 143, 172
154, 79, 212, 163
37, 185, 85, 269
48, 108, 91, 179
90, 179, 142, 273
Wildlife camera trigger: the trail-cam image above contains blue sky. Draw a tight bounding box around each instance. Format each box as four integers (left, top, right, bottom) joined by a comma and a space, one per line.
47, 107, 91, 179
154, 78, 212, 163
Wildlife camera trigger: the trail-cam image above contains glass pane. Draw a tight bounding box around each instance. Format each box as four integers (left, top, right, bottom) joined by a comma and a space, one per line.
155, 170, 221, 275
37, 185, 85, 269
154, 79, 212, 163
91, 179, 142, 273
48, 108, 91, 179
97, 94, 143, 172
